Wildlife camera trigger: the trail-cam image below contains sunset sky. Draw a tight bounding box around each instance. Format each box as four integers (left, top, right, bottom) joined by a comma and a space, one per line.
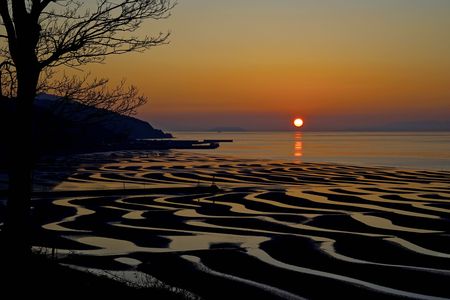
88, 0, 450, 131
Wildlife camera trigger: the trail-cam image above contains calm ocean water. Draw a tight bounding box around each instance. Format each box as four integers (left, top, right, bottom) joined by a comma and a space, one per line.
172, 131, 450, 170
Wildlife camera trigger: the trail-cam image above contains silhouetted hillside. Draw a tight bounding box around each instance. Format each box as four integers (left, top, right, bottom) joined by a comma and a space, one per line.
0, 94, 171, 156
35, 93, 171, 139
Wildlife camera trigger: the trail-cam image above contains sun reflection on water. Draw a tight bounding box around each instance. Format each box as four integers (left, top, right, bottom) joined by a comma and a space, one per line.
294, 132, 303, 160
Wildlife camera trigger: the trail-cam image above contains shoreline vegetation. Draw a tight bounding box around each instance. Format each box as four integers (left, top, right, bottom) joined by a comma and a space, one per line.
1, 150, 449, 298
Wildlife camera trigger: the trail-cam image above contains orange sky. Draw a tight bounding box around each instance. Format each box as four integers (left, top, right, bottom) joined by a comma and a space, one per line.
85, 0, 450, 130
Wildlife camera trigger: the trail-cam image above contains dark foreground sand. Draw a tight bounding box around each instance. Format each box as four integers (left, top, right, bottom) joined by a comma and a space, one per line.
2, 151, 450, 299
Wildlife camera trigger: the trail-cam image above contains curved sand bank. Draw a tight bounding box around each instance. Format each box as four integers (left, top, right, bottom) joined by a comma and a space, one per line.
29, 151, 450, 299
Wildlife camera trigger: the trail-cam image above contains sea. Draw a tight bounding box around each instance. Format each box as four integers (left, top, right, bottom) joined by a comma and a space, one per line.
172, 131, 450, 170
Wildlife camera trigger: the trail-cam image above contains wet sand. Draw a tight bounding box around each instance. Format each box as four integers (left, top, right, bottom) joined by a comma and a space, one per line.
23, 151, 450, 299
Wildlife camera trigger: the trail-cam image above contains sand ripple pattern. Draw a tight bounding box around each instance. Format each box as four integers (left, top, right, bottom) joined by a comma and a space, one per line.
31, 151, 450, 299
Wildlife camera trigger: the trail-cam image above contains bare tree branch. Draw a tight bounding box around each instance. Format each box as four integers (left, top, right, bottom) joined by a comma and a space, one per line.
0, 0, 17, 61
0, 0, 174, 115
41, 72, 148, 124
36, 0, 175, 68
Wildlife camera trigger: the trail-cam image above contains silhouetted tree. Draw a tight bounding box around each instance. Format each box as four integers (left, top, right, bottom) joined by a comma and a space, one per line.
0, 0, 174, 258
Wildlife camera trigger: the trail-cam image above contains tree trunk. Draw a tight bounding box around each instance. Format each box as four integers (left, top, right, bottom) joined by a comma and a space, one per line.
0, 3, 43, 267
4, 68, 39, 260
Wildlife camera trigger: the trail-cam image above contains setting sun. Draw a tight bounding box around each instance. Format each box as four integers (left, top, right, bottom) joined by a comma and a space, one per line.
294, 118, 304, 128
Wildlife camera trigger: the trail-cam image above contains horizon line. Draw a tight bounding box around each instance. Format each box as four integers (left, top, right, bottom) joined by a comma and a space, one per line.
166, 129, 450, 133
